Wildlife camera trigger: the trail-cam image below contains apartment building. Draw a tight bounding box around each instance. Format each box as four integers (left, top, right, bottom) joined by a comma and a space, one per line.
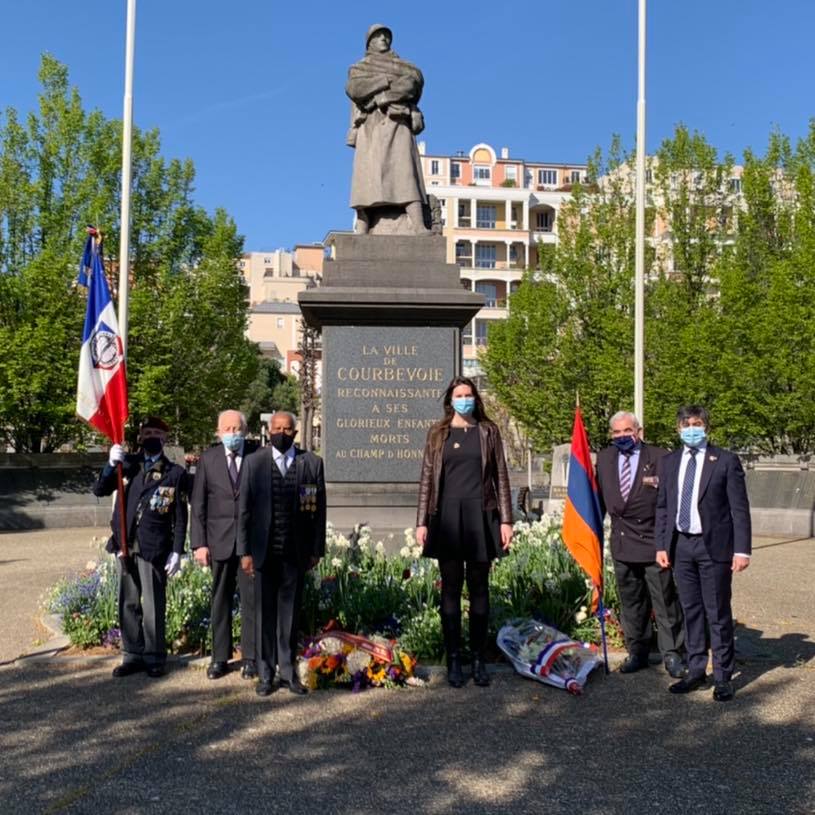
242, 244, 323, 374
418, 142, 587, 376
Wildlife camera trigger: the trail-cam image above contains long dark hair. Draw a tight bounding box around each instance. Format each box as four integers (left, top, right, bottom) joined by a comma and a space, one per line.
428, 376, 492, 449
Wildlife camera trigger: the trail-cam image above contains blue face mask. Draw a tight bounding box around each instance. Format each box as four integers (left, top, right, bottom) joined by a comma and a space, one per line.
452, 397, 476, 416
679, 426, 707, 447
612, 435, 638, 454
222, 432, 244, 452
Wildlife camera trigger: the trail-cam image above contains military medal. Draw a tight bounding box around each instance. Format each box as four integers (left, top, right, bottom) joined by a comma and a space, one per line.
152, 471, 161, 481
453, 442, 460, 449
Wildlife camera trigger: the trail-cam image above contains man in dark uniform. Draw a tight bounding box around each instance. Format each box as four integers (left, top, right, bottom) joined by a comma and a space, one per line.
190, 409, 258, 680
94, 416, 188, 678
596, 410, 685, 678
237, 411, 326, 697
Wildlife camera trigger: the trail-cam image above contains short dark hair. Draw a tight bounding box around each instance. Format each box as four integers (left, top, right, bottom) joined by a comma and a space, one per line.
676, 405, 710, 429
140, 416, 169, 432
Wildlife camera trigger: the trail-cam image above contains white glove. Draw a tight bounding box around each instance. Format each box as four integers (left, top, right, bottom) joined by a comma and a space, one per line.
109, 444, 125, 467
164, 552, 181, 577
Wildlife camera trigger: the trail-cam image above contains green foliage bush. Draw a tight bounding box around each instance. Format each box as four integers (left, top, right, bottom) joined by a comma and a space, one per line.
47, 518, 622, 661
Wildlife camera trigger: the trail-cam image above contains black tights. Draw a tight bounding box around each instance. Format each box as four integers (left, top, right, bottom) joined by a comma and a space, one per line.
439, 559, 491, 656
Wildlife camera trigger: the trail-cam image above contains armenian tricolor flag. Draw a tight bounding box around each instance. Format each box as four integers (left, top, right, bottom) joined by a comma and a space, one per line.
562, 407, 604, 612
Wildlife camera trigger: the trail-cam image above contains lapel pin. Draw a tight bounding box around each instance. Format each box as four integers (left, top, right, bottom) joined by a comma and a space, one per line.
709, 455, 718, 461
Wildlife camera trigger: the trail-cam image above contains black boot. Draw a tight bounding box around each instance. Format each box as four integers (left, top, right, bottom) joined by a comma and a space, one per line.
447, 652, 465, 688
469, 612, 490, 686
441, 613, 465, 688
471, 655, 490, 687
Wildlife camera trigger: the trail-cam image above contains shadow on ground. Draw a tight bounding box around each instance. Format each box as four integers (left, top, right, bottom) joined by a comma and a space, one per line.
0, 641, 813, 815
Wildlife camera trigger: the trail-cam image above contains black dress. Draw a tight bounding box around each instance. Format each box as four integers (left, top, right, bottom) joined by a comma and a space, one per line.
431, 426, 501, 562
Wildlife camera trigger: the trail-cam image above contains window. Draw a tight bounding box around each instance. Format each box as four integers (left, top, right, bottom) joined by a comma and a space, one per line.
438, 199, 446, 226
430, 159, 439, 175
462, 321, 473, 344
277, 318, 284, 328
729, 178, 742, 193
570, 170, 581, 183
474, 165, 491, 185
538, 169, 558, 186
509, 245, 518, 260
475, 282, 498, 307
476, 205, 496, 229
475, 321, 489, 346
505, 165, 518, 182
263, 257, 272, 264
475, 244, 496, 269
451, 162, 461, 179
455, 242, 470, 257
536, 211, 552, 230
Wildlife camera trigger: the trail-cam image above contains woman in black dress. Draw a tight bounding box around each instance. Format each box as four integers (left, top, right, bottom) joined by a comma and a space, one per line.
416, 376, 513, 687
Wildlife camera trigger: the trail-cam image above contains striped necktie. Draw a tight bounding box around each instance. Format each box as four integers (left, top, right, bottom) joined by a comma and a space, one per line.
678, 448, 698, 532
227, 452, 238, 487
620, 453, 633, 502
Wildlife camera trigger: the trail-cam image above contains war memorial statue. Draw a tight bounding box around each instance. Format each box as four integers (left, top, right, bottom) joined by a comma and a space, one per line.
299, 24, 482, 531
346, 23, 430, 236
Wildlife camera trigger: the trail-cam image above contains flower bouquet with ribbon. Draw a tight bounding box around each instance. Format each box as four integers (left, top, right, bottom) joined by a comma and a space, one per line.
296, 629, 422, 692
497, 619, 601, 695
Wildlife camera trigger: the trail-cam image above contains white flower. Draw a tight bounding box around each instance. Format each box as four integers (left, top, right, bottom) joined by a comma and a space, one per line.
319, 637, 344, 655
575, 610, 588, 623
403, 527, 413, 536
333, 535, 351, 550
410, 546, 422, 559
399, 545, 412, 558
85, 560, 97, 571
387, 533, 394, 540
346, 649, 370, 675
331, 557, 343, 568
374, 541, 385, 557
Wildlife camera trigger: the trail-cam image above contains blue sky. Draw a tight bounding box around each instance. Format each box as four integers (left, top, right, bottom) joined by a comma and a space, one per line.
3, 1, 814, 250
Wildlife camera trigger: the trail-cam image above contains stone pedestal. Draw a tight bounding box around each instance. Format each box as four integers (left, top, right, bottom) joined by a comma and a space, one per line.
298, 235, 483, 535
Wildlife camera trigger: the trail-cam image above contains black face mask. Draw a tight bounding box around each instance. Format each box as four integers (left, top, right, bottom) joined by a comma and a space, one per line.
142, 437, 163, 456
270, 432, 295, 453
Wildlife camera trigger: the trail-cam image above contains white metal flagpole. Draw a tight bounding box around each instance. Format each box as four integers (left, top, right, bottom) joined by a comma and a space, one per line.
118, 0, 136, 359
634, 0, 646, 425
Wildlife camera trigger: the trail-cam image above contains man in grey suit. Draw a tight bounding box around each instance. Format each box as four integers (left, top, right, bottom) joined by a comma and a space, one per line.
238, 411, 326, 696
190, 410, 258, 680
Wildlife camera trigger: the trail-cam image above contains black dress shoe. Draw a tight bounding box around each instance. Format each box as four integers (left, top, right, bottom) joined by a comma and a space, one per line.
207, 661, 228, 680
255, 680, 275, 697
713, 680, 735, 702
241, 660, 258, 680
112, 661, 144, 678
146, 665, 165, 678
669, 674, 707, 694
619, 655, 648, 674
472, 656, 490, 687
664, 654, 687, 679
279, 677, 308, 695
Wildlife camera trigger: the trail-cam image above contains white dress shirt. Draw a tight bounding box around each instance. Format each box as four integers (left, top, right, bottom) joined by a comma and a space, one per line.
676, 444, 705, 534
271, 444, 295, 476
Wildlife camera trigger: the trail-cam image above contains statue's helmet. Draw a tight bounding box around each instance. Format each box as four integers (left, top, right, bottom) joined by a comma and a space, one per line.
366, 23, 392, 48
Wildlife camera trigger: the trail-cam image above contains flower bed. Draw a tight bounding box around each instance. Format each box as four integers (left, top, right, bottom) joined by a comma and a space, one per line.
45, 516, 623, 662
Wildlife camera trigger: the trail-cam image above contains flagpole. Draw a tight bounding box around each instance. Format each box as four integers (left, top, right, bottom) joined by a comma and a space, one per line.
634, 0, 646, 425
118, 0, 136, 359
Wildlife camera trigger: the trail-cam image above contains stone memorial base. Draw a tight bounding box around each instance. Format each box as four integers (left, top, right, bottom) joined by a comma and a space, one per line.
299, 234, 483, 539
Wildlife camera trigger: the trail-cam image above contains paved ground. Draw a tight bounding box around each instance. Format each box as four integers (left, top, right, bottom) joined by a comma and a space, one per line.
0, 527, 109, 664
0, 531, 813, 814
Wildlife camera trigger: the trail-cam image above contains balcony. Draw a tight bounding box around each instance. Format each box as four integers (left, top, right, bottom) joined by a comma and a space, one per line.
457, 259, 525, 271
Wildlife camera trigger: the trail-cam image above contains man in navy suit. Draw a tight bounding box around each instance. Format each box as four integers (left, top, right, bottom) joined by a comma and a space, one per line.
655, 405, 751, 701
94, 416, 189, 678
190, 409, 258, 681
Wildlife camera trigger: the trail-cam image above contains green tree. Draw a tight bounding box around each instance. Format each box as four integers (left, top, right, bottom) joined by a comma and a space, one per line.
0, 56, 259, 451
242, 357, 300, 434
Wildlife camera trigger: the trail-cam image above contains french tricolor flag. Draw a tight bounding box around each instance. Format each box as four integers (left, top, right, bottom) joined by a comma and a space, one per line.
76, 229, 129, 443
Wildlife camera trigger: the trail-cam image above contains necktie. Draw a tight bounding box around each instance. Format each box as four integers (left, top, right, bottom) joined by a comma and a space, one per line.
619, 453, 632, 502
678, 448, 698, 532
227, 452, 238, 487
278, 454, 288, 476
